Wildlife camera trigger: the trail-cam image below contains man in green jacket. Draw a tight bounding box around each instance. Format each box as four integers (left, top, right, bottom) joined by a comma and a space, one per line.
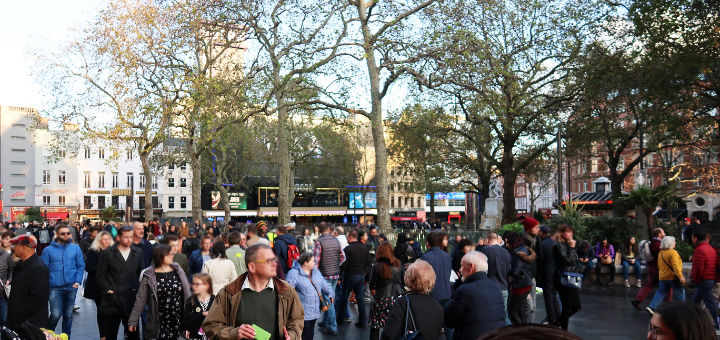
203, 244, 304, 340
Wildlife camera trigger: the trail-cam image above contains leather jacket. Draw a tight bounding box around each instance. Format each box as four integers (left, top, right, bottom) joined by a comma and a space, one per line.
553, 241, 580, 274
370, 261, 403, 298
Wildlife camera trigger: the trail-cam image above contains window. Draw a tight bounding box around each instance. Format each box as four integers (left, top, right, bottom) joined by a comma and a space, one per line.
410, 197, 414, 208
591, 159, 599, 173
10, 161, 25, 165
152, 177, 158, 189
181, 163, 187, 171
58, 170, 66, 185
10, 186, 24, 189
12, 123, 25, 127
127, 173, 134, 188
169, 164, 175, 170
112, 172, 119, 188
11, 148, 25, 152
180, 178, 187, 187
98, 171, 105, 188
10, 136, 25, 140
84, 147, 91, 159
390, 196, 395, 208
139, 174, 146, 188
43, 170, 51, 185
10, 173, 25, 178
55, 149, 66, 158
112, 196, 119, 208
58, 196, 66, 205
84, 196, 92, 209
617, 157, 625, 171
583, 182, 588, 192
98, 196, 106, 209
417, 197, 421, 207
43, 196, 51, 205
84, 172, 91, 188
168, 178, 175, 187
168, 196, 175, 209
180, 196, 187, 209
98, 148, 105, 159
127, 149, 133, 160
647, 176, 654, 188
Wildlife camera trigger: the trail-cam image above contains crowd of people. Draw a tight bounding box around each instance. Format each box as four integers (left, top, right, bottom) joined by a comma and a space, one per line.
0, 215, 718, 340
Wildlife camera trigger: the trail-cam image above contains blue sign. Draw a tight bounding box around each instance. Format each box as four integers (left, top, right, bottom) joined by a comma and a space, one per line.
349, 192, 377, 209
424, 192, 467, 200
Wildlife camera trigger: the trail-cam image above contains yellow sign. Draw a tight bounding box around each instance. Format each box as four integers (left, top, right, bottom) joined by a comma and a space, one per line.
112, 189, 132, 196
87, 190, 110, 194
135, 191, 158, 194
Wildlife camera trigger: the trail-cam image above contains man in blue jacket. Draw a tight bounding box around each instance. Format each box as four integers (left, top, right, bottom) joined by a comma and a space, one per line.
421, 231, 453, 337
189, 236, 212, 275
40, 223, 85, 337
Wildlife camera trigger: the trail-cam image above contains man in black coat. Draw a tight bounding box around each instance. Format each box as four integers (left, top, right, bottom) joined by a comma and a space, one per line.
537, 226, 560, 325
96, 226, 144, 340
8, 235, 49, 330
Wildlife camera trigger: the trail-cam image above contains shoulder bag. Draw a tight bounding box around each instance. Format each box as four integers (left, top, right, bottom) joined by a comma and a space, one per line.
306, 273, 331, 312
660, 252, 681, 281
560, 246, 583, 289
400, 295, 423, 340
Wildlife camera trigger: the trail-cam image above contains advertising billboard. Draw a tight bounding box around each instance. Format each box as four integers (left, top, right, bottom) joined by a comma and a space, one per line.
211, 191, 247, 210
348, 192, 377, 209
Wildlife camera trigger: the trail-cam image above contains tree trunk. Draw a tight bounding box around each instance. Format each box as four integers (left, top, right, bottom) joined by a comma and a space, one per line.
275, 91, 293, 226
214, 170, 231, 230
140, 152, 153, 222
429, 192, 436, 221
645, 207, 655, 237
191, 155, 202, 222
501, 150, 517, 225
610, 174, 626, 217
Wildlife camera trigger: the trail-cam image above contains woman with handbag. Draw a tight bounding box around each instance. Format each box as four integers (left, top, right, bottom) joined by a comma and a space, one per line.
553, 225, 582, 330
594, 237, 616, 286
381, 260, 445, 340
286, 252, 334, 340
369, 242, 404, 340
646, 236, 685, 314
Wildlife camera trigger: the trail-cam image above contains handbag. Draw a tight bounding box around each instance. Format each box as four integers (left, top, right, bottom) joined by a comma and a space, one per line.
560, 271, 584, 289
307, 274, 331, 312
400, 295, 423, 340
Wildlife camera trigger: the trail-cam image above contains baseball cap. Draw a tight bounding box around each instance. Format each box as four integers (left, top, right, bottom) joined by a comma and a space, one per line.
540, 226, 552, 234
10, 235, 37, 248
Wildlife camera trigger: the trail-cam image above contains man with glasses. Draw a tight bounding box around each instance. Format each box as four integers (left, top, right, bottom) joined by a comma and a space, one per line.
203, 244, 304, 340
40, 223, 85, 337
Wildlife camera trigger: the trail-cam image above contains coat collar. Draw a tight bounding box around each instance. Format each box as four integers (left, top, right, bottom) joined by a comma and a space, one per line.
463, 271, 489, 284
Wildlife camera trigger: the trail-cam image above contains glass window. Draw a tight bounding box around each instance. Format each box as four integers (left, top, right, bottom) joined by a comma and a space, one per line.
59, 196, 66, 205
127, 173, 134, 188
112, 172, 119, 188
127, 149, 133, 160
168, 178, 175, 187
180, 178, 187, 187
98, 148, 105, 159
139, 174, 146, 188
98, 171, 105, 188
43, 196, 51, 205
98, 196, 106, 209
84, 196, 92, 209
43, 170, 51, 185
84, 147, 91, 159
84, 172, 91, 188
58, 170, 66, 185
168, 196, 175, 209
180, 196, 187, 209
56, 149, 66, 158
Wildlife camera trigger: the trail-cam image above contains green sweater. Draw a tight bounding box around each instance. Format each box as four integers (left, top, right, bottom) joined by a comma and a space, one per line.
236, 288, 279, 340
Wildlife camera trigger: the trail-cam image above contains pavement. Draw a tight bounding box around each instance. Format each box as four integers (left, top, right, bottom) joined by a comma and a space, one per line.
65, 284, 655, 339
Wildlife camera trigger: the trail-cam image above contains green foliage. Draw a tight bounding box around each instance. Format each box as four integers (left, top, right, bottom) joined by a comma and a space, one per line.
675, 242, 693, 262
547, 215, 642, 248
497, 223, 523, 235
19, 208, 44, 222
100, 206, 122, 222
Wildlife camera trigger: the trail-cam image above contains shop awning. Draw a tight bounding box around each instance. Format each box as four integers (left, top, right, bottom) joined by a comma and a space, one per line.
258, 207, 348, 217
44, 212, 69, 220
390, 216, 420, 221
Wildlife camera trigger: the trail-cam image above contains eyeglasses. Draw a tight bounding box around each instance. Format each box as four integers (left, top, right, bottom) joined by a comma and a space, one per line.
647, 323, 667, 339
191, 282, 207, 286
253, 257, 279, 264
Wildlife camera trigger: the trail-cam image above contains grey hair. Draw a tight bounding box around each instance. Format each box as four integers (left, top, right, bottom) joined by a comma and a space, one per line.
245, 243, 273, 267
660, 236, 676, 250
462, 251, 488, 273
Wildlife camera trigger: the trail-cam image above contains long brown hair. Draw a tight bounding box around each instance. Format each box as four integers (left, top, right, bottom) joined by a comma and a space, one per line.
377, 242, 401, 280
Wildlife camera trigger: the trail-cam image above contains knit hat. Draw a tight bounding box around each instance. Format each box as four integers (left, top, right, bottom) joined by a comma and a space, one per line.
256, 221, 267, 229
521, 217, 540, 232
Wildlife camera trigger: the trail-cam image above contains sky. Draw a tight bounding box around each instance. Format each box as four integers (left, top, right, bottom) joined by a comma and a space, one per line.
0, 0, 102, 108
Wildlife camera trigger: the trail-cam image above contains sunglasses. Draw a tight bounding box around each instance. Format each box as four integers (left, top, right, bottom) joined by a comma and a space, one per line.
59, 232, 71, 236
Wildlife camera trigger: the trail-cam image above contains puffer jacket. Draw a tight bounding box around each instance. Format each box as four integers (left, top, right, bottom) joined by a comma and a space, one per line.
286, 261, 334, 321
691, 241, 717, 282
40, 241, 85, 287
445, 271, 506, 339
129, 264, 192, 340
202, 273, 305, 340
553, 241, 580, 277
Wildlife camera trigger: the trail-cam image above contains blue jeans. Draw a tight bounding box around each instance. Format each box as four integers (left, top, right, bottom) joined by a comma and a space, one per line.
49, 286, 78, 336
622, 259, 642, 280
649, 280, 685, 309
335, 280, 350, 321
341, 274, 367, 326
693, 280, 718, 329
0, 294, 7, 326
579, 259, 595, 276
321, 278, 338, 331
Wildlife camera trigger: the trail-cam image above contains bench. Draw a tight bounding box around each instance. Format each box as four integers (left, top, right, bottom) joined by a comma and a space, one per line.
586, 262, 692, 286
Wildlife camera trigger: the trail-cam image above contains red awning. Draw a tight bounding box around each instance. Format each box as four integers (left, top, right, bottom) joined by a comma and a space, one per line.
391, 217, 420, 221
45, 212, 69, 220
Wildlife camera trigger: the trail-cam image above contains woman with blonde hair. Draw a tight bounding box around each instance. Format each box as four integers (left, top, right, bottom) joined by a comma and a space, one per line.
83, 231, 113, 339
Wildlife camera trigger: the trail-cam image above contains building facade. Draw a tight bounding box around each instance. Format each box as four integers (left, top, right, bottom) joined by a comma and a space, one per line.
0, 105, 38, 221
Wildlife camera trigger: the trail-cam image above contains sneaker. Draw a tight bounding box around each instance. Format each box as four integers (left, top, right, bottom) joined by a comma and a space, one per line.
646, 306, 655, 315
625, 280, 630, 288
73, 305, 80, 312
321, 328, 338, 336
343, 318, 352, 323
636, 280, 642, 288
631, 299, 642, 311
